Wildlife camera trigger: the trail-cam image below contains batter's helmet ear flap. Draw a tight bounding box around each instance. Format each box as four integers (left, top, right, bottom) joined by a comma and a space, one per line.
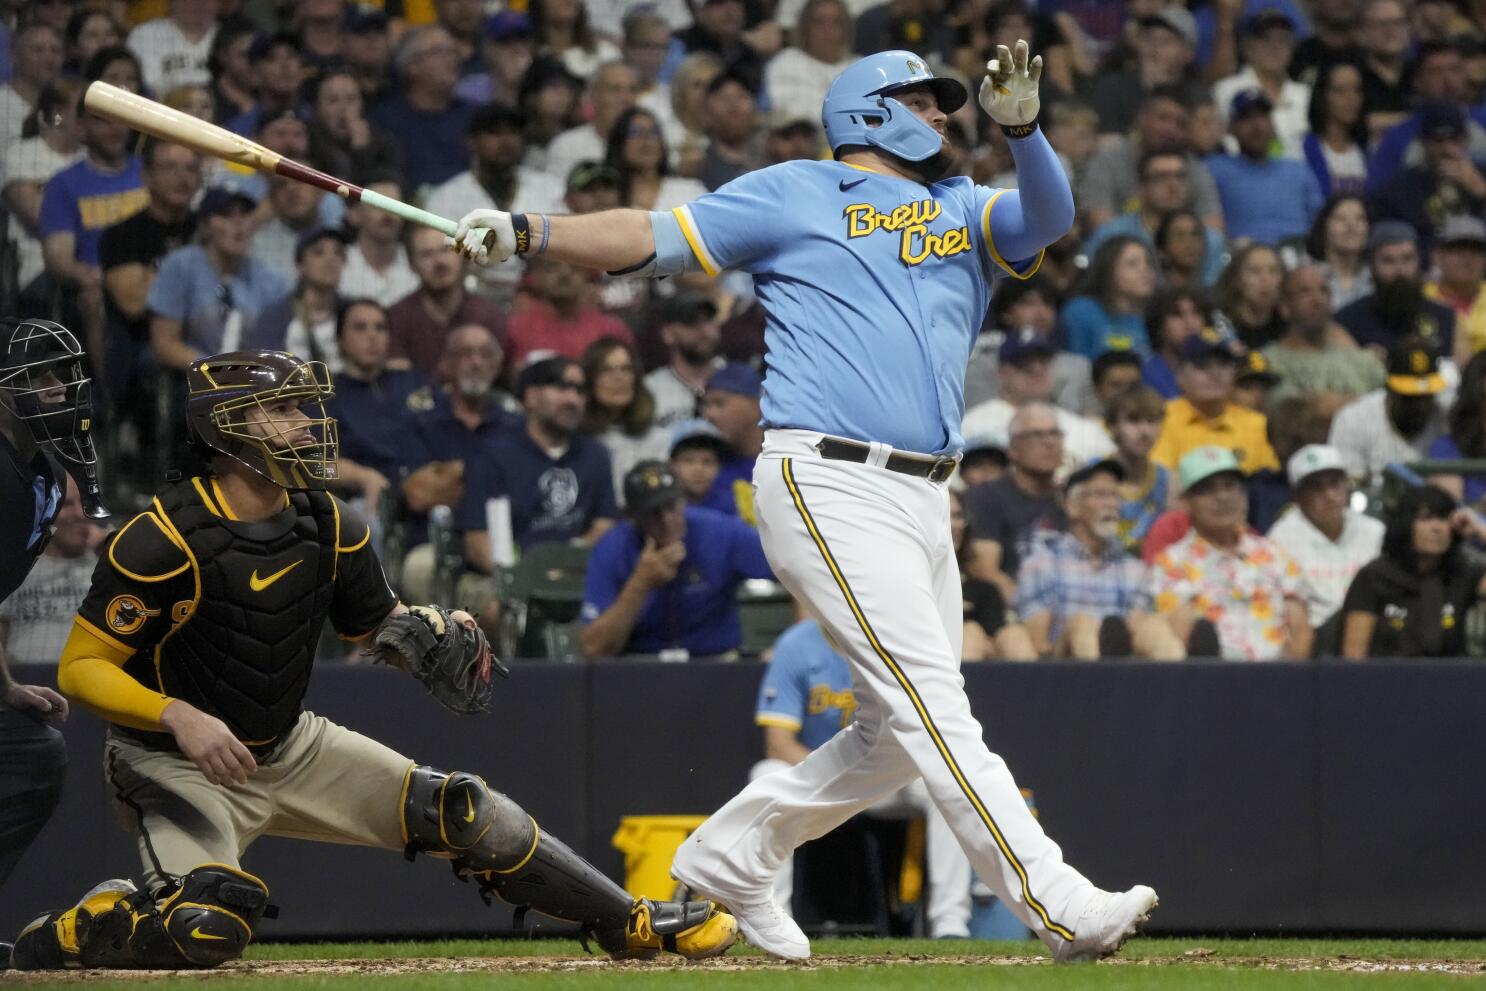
822, 50, 967, 162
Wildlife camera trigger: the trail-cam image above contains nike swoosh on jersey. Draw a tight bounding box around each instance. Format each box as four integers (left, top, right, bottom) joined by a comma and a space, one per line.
249, 559, 303, 592
839, 177, 868, 191
191, 927, 229, 941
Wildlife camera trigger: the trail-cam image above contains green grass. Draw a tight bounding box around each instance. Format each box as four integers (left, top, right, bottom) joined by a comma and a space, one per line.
10, 938, 1485, 990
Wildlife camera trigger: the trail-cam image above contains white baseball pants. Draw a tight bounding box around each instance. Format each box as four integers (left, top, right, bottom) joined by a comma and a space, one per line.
749, 758, 974, 937
673, 430, 1095, 953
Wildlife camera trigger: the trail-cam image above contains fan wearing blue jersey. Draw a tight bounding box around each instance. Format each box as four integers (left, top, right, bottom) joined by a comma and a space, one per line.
450, 41, 1158, 965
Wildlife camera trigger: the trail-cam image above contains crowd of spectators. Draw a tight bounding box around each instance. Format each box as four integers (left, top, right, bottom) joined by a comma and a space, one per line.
6, 0, 1486, 665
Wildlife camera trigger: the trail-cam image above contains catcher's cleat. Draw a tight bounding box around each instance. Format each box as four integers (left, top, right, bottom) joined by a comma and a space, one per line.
598, 898, 739, 961
10, 879, 137, 970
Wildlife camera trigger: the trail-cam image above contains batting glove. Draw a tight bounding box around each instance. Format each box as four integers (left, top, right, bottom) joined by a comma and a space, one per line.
978, 39, 1042, 129
451, 209, 517, 265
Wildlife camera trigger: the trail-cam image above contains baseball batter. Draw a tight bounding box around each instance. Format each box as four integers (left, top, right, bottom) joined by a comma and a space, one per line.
9, 350, 737, 970
452, 43, 1157, 962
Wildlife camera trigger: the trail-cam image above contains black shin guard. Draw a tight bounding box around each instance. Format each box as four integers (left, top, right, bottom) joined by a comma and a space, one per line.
474, 830, 635, 936
400, 765, 633, 939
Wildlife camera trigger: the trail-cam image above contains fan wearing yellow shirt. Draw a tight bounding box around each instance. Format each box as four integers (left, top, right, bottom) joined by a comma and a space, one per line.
1150, 330, 1279, 477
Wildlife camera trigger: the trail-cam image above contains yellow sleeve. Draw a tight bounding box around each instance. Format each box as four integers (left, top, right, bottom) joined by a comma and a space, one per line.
57, 619, 174, 731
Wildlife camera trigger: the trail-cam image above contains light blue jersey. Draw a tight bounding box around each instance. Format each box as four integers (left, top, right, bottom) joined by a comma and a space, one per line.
756, 619, 857, 751
649, 143, 1070, 457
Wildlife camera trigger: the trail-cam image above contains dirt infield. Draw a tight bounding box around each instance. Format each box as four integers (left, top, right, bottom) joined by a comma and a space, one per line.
8, 951, 1486, 981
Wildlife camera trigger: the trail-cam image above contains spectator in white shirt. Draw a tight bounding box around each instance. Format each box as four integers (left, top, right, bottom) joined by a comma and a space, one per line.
339, 175, 419, 306
425, 103, 566, 303
1211, 10, 1311, 154
542, 60, 639, 182
763, 0, 856, 116
1267, 444, 1385, 646
127, 0, 218, 95
1, 78, 83, 295
963, 329, 1115, 474
530, 0, 621, 80
0, 23, 63, 141
1328, 337, 1451, 484
644, 291, 725, 429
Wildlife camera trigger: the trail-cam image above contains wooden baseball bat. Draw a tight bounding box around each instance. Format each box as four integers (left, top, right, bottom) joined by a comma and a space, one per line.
83, 81, 466, 239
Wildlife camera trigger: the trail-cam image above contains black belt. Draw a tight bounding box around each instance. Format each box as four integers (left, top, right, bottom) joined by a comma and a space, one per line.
815, 438, 957, 483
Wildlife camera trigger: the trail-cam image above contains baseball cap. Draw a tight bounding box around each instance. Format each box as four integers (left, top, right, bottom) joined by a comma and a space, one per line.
1419, 100, 1467, 140
1140, 5, 1198, 47
516, 355, 580, 397
1385, 339, 1446, 396
1242, 8, 1295, 35
1229, 88, 1274, 120
706, 363, 763, 398
468, 103, 525, 136
1287, 443, 1348, 487
248, 30, 300, 62
1438, 214, 1486, 248
624, 460, 684, 517
484, 10, 534, 42
294, 224, 350, 261
1064, 458, 1125, 494
999, 328, 1057, 366
768, 113, 818, 138
197, 186, 258, 217
1236, 349, 1281, 385
1176, 327, 1240, 365
343, 5, 388, 34
669, 417, 730, 457
1178, 445, 1244, 491
659, 290, 718, 326
1367, 219, 1418, 255
566, 160, 622, 193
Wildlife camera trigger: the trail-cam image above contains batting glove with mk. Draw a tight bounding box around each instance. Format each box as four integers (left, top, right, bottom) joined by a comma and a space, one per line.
452, 209, 518, 266
979, 39, 1042, 135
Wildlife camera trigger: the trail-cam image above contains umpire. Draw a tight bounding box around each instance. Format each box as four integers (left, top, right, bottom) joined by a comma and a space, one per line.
0, 317, 108, 898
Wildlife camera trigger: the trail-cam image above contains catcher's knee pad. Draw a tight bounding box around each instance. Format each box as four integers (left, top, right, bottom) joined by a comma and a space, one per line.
401, 765, 536, 871
78, 865, 268, 970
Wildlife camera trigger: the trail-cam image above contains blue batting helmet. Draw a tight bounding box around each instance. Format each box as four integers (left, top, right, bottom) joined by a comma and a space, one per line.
821, 51, 967, 162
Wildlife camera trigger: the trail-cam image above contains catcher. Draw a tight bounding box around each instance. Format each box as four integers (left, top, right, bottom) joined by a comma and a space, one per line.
10, 350, 737, 970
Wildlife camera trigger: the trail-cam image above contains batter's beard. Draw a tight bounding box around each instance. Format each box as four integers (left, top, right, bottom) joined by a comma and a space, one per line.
893, 148, 956, 184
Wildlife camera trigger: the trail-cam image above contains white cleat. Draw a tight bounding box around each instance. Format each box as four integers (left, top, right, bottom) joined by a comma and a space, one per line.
1052, 884, 1158, 963
672, 866, 811, 961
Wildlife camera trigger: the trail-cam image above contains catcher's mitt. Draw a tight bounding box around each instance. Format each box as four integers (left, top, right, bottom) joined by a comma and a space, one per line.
370, 605, 508, 714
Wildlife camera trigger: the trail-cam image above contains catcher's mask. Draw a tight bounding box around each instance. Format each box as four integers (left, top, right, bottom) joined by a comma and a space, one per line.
186, 350, 339, 490
0, 317, 109, 519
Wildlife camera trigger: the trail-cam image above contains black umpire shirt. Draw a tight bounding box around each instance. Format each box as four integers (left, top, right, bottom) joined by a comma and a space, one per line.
0, 431, 64, 602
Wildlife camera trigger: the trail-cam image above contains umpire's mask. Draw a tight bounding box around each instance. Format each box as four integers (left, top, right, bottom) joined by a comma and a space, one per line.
0, 317, 109, 519
185, 350, 339, 490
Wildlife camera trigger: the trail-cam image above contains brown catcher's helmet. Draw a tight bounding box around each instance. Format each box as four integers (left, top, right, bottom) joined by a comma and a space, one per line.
185, 351, 338, 490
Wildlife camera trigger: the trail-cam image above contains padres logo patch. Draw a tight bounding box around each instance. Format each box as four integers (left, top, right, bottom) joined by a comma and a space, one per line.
106, 594, 160, 635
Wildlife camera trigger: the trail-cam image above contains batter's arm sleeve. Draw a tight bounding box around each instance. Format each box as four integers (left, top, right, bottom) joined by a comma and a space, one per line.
980, 128, 1075, 277
328, 497, 399, 638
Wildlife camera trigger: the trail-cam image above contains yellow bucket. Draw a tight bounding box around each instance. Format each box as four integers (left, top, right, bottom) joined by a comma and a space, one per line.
611, 815, 709, 900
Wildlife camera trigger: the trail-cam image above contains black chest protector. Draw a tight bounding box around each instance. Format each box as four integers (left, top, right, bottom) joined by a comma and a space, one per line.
151, 481, 340, 744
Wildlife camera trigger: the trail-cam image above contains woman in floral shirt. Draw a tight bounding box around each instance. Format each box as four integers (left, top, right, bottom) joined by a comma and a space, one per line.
1150, 446, 1312, 660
